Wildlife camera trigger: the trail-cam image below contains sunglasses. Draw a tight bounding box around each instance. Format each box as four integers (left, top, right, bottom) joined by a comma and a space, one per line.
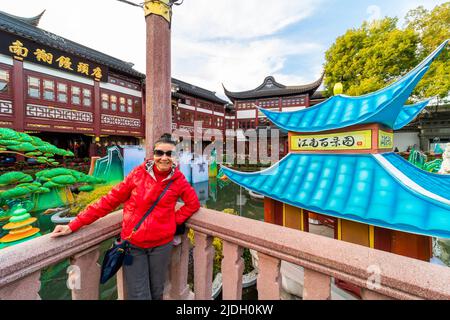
154, 149, 176, 157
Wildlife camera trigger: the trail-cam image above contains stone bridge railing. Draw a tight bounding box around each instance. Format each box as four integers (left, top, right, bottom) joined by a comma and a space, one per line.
1, 207, 450, 300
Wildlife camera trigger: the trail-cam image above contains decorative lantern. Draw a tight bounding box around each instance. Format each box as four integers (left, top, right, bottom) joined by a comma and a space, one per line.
0, 204, 41, 248
333, 82, 343, 95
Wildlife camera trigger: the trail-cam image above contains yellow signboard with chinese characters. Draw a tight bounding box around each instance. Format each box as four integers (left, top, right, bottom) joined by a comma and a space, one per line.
1, 33, 108, 82
378, 130, 394, 149
290, 130, 372, 151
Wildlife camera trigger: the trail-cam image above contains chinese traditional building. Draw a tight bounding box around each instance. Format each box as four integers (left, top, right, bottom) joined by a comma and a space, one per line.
0, 10, 234, 161
223, 75, 326, 157
171, 77, 231, 140
0, 10, 146, 159
221, 39, 450, 277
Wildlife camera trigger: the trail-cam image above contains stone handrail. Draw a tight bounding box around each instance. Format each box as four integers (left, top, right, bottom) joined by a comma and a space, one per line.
0, 211, 123, 299
1, 207, 450, 300
184, 208, 450, 300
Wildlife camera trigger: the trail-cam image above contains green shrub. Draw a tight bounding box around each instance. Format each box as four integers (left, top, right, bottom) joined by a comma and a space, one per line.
64, 184, 114, 217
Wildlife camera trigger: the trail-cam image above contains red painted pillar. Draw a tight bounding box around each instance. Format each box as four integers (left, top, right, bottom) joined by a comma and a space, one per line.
144, 4, 172, 157
12, 59, 24, 132
90, 81, 101, 157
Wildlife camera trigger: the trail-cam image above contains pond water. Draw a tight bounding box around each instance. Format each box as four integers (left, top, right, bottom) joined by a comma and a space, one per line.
2, 177, 449, 299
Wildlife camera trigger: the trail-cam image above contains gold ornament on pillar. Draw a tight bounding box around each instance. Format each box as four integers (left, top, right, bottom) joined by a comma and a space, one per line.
116, 0, 183, 23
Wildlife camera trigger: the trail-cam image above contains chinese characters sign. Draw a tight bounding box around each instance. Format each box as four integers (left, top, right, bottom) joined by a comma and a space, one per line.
290, 130, 372, 151
378, 130, 394, 149
1, 33, 108, 82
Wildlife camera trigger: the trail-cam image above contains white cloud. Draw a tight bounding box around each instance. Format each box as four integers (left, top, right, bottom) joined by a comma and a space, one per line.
172, 37, 324, 99
172, 0, 321, 40
1, 0, 324, 98
171, 0, 325, 98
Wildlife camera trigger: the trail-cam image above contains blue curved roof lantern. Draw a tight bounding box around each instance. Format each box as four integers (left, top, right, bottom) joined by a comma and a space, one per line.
221, 153, 450, 238
223, 40, 450, 239
259, 39, 449, 133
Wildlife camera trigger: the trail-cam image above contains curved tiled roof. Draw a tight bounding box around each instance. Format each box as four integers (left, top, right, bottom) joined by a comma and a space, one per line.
173, 78, 229, 105
223, 74, 324, 102
382, 153, 450, 199
394, 100, 430, 130
1, 10, 45, 27
259, 39, 448, 133
0, 10, 144, 79
221, 153, 450, 238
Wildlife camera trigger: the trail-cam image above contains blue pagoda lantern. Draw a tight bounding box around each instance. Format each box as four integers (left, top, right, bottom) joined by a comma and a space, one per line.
221, 40, 450, 270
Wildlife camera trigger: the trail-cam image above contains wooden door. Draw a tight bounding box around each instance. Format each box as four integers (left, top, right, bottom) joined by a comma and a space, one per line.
391, 230, 431, 261
340, 220, 370, 247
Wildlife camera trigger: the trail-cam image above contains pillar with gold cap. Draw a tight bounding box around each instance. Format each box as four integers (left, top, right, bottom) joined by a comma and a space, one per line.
143, 0, 181, 157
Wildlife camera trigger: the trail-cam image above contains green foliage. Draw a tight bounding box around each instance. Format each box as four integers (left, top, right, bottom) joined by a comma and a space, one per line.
405, 3, 450, 99
0, 172, 33, 186
25, 152, 43, 157
0, 139, 20, 146
0, 128, 75, 165
43, 181, 60, 188
0, 187, 29, 200
52, 175, 77, 185
65, 184, 114, 217
408, 147, 427, 169
7, 143, 37, 152
78, 185, 94, 192
324, 17, 419, 97
324, 4, 449, 100
423, 159, 443, 173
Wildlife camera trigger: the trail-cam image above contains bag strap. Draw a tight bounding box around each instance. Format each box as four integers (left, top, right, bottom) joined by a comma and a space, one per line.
126, 180, 173, 241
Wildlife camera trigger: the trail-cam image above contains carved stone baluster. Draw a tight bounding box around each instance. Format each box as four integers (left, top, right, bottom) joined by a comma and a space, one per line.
69, 246, 101, 300
303, 268, 331, 300
165, 232, 194, 300
0, 271, 41, 300
257, 252, 281, 300
361, 288, 393, 300
116, 267, 127, 300
193, 231, 214, 300
221, 240, 244, 300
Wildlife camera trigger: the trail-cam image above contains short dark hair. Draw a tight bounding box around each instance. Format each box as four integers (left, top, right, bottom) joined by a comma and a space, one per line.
154, 133, 177, 147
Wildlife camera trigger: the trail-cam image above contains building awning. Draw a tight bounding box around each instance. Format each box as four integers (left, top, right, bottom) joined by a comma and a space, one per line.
221, 152, 450, 238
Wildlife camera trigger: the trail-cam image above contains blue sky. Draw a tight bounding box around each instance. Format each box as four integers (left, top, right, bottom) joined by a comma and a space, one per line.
1, 0, 447, 100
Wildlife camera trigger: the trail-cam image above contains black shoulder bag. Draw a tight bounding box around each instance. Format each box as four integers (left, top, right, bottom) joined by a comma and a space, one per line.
99, 181, 173, 284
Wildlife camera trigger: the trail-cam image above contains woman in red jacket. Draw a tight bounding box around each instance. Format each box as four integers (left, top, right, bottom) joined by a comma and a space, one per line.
51, 134, 200, 300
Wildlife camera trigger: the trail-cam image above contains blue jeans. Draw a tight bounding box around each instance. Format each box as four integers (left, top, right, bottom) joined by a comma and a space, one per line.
123, 241, 173, 300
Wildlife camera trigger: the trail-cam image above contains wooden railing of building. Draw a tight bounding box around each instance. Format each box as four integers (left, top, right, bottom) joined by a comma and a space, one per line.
1, 207, 450, 300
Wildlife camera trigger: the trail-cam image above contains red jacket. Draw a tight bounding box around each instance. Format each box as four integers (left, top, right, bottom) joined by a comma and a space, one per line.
68, 161, 200, 248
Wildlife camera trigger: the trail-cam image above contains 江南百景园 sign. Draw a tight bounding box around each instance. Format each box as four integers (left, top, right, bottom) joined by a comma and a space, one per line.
290, 130, 372, 151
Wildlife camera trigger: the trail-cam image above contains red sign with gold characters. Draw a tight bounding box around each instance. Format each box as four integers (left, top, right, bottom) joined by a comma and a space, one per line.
1, 32, 108, 82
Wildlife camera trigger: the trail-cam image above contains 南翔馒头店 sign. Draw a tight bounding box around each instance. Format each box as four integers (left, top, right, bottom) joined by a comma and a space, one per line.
1, 32, 108, 82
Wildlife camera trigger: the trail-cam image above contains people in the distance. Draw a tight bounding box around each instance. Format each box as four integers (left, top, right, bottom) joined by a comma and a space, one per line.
51, 133, 200, 300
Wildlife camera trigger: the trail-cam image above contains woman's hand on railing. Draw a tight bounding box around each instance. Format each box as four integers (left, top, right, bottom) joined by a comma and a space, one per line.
50, 225, 73, 238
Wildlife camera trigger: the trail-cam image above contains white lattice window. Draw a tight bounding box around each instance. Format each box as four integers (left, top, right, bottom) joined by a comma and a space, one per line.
28, 76, 40, 98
